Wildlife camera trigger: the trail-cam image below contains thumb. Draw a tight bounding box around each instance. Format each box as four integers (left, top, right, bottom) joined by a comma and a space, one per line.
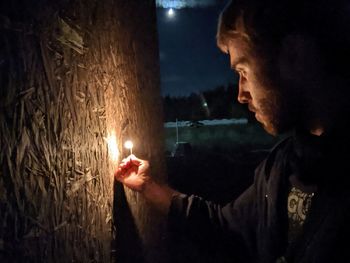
114, 167, 124, 180
128, 154, 143, 166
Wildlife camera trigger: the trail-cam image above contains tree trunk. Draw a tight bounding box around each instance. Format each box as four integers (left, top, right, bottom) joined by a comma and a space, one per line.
0, 0, 166, 262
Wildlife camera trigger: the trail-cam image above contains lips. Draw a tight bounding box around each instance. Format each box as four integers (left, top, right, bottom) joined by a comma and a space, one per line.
248, 104, 256, 113
248, 105, 262, 121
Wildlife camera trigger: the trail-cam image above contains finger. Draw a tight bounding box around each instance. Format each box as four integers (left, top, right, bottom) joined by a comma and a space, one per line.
120, 157, 130, 164
128, 155, 143, 165
120, 157, 135, 167
114, 167, 124, 180
115, 163, 132, 176
115, 161, 138, 178
119, 161, 130, 168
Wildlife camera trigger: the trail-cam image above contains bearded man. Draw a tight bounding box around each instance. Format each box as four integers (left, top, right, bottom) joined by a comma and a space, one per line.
115, 0, 350, 262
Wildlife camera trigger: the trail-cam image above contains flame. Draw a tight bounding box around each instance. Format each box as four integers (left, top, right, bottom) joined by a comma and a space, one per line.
124, 140, 133, 150
105, 131, 119, 162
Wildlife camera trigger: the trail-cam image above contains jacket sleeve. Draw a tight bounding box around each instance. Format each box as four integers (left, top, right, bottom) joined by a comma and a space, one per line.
167, 177, 258, 258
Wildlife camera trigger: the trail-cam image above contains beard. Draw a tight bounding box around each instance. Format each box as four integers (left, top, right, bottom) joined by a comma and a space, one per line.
252, 49, 305, 136
257, 87, 301, 136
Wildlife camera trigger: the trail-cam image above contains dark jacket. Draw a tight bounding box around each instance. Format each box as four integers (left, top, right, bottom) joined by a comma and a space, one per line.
168, 132, 350, 263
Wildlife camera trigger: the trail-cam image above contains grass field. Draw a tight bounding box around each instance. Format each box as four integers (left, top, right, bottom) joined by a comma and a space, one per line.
165, 122, 282, 155
164, 122, 286, 203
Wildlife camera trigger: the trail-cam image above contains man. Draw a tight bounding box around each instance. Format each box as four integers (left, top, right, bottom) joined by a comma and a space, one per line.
115, 0, 350, 262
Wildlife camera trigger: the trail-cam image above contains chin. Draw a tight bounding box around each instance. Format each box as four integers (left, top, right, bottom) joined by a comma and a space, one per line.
259, 116, 284, 136
262, 123, 279, 136
258, 107, 295, 136
264, 119, 294, 136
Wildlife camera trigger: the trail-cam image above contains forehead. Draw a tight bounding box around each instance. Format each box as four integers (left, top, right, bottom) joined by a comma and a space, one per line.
218, 37, 252, 67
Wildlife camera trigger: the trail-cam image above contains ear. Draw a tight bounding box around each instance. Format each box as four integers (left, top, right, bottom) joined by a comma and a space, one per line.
278, 34, 323, 82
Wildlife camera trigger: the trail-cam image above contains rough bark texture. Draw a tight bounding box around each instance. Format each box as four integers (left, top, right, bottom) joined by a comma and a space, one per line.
0, 0, 166, 262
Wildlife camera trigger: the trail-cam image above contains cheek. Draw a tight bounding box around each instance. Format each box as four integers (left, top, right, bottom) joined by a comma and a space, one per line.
256, 90, 282, 122
250, 84, 271, 109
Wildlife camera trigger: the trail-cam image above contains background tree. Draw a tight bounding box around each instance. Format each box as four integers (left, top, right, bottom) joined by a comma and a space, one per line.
163, 83, 251, 121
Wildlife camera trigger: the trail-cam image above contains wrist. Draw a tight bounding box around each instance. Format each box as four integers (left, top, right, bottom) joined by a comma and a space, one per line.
141, 177, 156, 194
141, 179, 179, 214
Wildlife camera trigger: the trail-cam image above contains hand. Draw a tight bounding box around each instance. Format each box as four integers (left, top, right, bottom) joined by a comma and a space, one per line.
114, 155, 150, 192
115, 155, 179, 214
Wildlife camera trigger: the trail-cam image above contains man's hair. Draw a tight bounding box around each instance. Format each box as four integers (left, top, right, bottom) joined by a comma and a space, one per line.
217, 0, 350, 83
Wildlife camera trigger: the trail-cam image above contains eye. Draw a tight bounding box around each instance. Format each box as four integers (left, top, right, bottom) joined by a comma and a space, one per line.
237, 70, 247, 79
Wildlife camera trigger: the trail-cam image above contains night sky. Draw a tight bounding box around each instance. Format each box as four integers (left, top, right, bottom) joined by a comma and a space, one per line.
156, 0, 237, 97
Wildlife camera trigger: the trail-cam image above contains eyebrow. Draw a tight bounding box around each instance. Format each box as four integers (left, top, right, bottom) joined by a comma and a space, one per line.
230, 56, 249, 70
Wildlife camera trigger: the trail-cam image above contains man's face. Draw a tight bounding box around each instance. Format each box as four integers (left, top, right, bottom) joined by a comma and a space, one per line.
219, 37, 296, 135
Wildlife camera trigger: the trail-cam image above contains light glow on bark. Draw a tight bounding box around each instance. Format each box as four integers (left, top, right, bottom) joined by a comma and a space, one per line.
105, 131, 119, 162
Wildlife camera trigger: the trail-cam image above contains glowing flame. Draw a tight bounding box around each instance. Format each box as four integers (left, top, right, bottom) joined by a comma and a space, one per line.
124, 140, 133, 154
124, 140, 133, 150
105, 131, 119, 162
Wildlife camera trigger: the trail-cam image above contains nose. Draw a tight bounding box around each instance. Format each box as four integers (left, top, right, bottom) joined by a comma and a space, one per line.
237, 79, 251, 104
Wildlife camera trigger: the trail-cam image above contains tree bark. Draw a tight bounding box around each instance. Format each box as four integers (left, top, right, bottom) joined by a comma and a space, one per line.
0, 0, 166, 262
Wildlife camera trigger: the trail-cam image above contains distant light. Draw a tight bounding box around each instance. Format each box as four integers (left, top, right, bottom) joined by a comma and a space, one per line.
203, 102, 208, 107
167, 8, 175, 17
105, 131, 119, 162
